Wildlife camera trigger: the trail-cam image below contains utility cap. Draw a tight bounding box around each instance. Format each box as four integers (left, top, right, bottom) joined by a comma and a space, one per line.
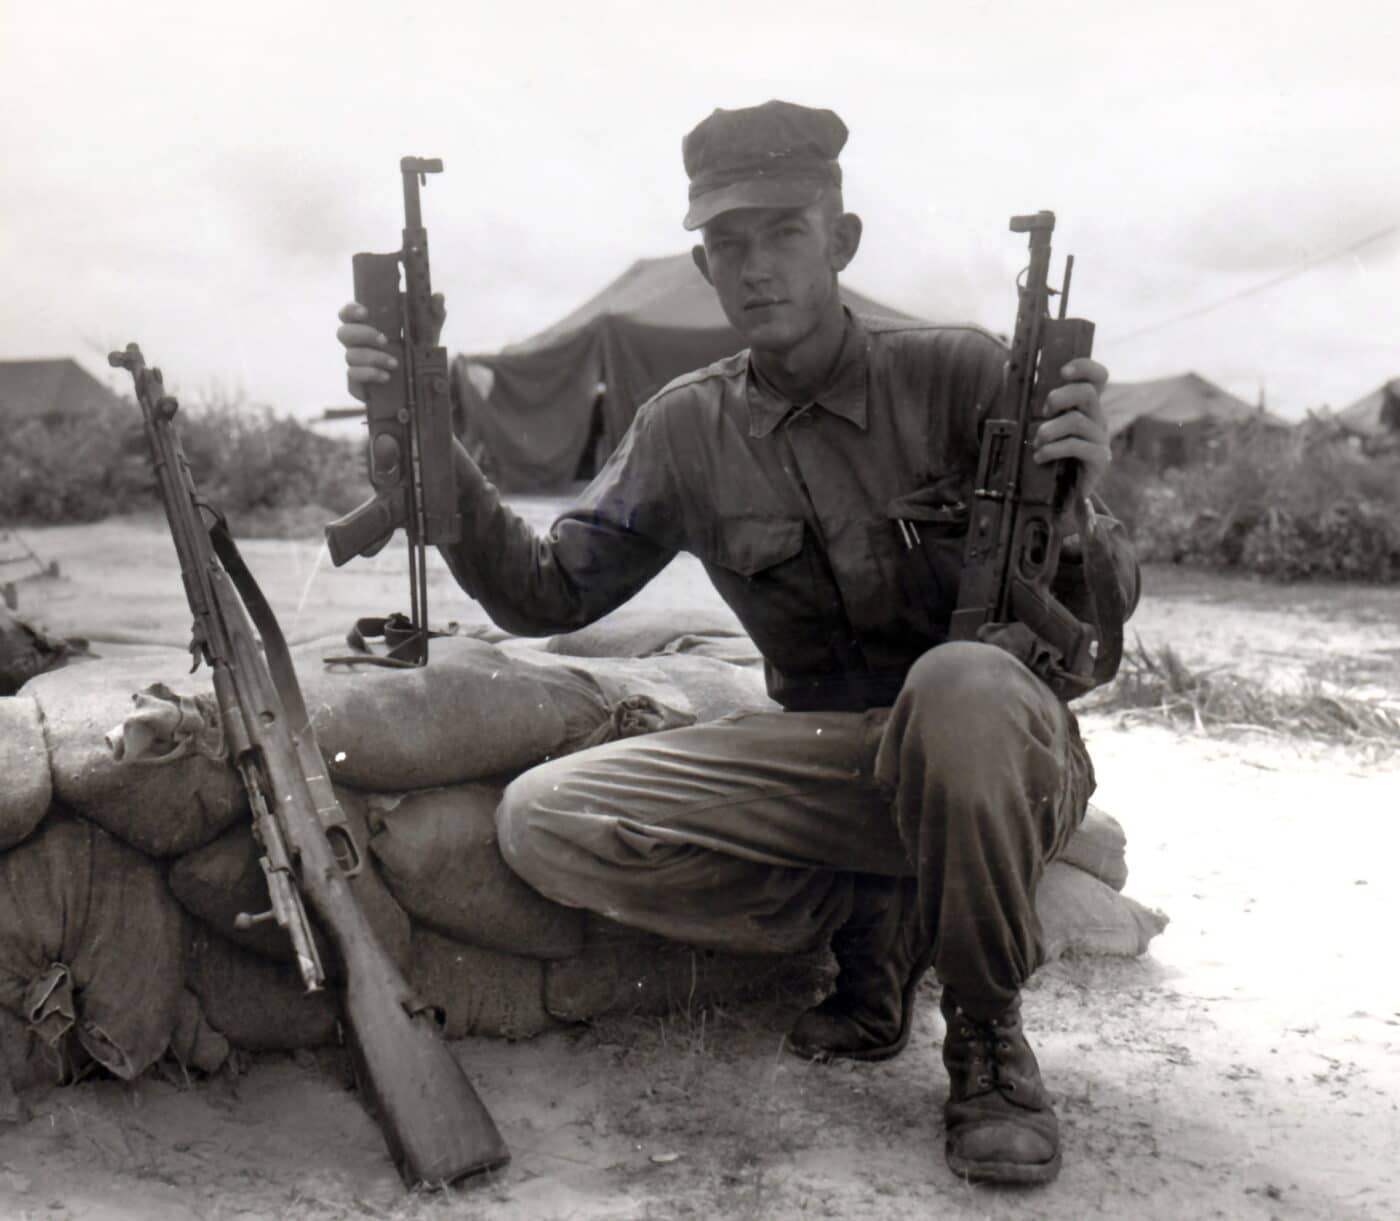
682, 99, 846, 231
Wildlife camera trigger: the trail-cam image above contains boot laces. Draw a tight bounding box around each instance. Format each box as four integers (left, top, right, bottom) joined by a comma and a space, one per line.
959, 1012, 1019, 1094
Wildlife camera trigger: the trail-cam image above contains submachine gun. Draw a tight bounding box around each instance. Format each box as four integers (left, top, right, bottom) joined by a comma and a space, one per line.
948, 210, 1102, 695
324, 157, 462, 665
110, 343, 509, 1186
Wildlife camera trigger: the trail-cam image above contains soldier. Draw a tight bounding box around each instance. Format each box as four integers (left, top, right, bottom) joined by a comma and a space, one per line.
338, 99, 1137, 1185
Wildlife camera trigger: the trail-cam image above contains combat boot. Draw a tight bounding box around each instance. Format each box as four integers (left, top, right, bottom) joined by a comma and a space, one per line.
787, 875, 928, 1062
940, 989, 1061, 1185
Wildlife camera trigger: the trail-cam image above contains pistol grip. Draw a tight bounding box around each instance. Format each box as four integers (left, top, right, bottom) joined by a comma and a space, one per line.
325, 494, 404, 567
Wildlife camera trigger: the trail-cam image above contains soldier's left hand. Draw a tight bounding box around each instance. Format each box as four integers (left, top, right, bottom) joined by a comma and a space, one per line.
1033, 357, 1112, 500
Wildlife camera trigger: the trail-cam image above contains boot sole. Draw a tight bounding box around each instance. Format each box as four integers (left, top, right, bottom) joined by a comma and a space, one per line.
946, 1148, 1062, 1187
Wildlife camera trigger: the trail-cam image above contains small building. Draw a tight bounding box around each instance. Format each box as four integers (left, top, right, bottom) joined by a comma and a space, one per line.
1338, 378, 1400, 456
0, 358, 127, 426
1101, 371, 1263, 469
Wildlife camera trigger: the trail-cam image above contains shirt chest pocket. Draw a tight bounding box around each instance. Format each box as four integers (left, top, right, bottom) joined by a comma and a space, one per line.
710, 515, 806, 576
881, 479, 972, 637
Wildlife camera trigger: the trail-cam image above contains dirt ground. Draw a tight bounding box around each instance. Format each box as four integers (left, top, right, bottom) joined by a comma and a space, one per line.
2, 508, 1398, 1221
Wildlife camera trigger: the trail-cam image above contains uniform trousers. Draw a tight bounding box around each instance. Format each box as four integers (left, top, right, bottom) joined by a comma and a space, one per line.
495, 640, 1094, 1012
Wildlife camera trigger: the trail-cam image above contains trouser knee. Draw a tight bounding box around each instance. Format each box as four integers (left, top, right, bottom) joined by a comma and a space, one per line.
878, 641, 1071, 847
494, 763, 564, 893
900, 641, 1031, 730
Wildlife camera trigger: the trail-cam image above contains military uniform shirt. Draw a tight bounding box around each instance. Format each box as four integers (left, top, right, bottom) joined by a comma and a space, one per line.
441, 312, 1140, 711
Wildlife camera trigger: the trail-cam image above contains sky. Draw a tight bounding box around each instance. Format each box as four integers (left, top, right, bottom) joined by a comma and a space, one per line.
2, 0, 1397, 423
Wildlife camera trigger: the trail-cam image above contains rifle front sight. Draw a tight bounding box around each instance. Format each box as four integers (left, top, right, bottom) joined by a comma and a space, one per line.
1010, 210, 1055, 233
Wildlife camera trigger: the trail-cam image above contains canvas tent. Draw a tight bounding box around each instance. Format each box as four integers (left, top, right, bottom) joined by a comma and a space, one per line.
1101, 372, 1261, 469
450, 253, 925, 492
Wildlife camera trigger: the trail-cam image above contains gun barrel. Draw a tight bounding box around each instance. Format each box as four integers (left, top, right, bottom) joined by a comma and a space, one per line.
400, 157, 442, 230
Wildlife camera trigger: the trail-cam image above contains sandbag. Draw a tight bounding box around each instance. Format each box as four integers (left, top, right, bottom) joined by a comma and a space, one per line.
185, 927, 339, 1051
544, 917, 830, 1023
1057, 803, 1129, 891
501, 644, 777, 724
1036, 861, 1168, 962
546, 604, 760, 666
166, 988, 232, 1076
168, 787, 412, 971
294, 635, 684, 790
0, 814, 189, 1082
408, 928, 556, 1040
0, 1006, 39, 1120
22, 635, 658, 855
642, 653, 778, 720
0, 695, 51, 850
0, 988, 225, 1121
366, 783, 585, 961
22, 656, 245, 857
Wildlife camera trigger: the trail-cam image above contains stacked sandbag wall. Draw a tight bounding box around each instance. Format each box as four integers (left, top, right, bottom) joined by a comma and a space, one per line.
0, 613, 1166, 1112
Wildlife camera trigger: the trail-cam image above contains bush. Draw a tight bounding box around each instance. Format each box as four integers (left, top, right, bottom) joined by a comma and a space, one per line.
1105, 421, 1400, 582
175, 401, 366, 522
0, 415, 149, 523
1095, 448, 1152, 539
0, 398, 367, 536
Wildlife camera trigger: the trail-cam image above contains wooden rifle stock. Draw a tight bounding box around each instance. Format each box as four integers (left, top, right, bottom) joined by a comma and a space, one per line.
110, 343, 509, 1186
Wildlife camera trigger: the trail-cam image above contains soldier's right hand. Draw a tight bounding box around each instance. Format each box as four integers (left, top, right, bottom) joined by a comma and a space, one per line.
336, 295, 446, 402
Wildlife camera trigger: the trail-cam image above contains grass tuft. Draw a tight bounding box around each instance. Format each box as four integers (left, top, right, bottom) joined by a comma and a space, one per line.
1091, 638, 1400, 748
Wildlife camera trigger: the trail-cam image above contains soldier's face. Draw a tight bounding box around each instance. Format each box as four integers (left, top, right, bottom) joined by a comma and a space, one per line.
699, 203, 843, 354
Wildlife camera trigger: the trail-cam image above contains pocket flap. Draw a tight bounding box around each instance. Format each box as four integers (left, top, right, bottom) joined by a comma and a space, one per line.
713, 517, 804, 577
885, 483, 970, 527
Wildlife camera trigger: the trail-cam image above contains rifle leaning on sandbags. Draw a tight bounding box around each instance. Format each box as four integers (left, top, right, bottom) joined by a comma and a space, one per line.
108, 343, 509, 1187
948, 210, 1118, 695
324, 156, 461, 665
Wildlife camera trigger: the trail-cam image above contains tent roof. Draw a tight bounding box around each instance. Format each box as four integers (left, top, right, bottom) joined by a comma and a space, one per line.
1337, 378, 1400, 435
455, 253, 932, 492
501, 253, 925, 355
1100, 371, 1257, 435
0, 358, 125, 422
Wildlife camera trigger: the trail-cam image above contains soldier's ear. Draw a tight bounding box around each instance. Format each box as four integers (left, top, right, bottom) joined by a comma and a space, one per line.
830, 212, 862, 272
691, 245, 713, 284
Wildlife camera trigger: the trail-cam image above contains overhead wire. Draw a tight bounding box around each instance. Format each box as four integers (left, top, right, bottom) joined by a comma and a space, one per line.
1107, 221, 1399, 346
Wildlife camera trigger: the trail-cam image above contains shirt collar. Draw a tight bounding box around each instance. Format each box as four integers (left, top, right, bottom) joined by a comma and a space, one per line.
745, 311, 870, 438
